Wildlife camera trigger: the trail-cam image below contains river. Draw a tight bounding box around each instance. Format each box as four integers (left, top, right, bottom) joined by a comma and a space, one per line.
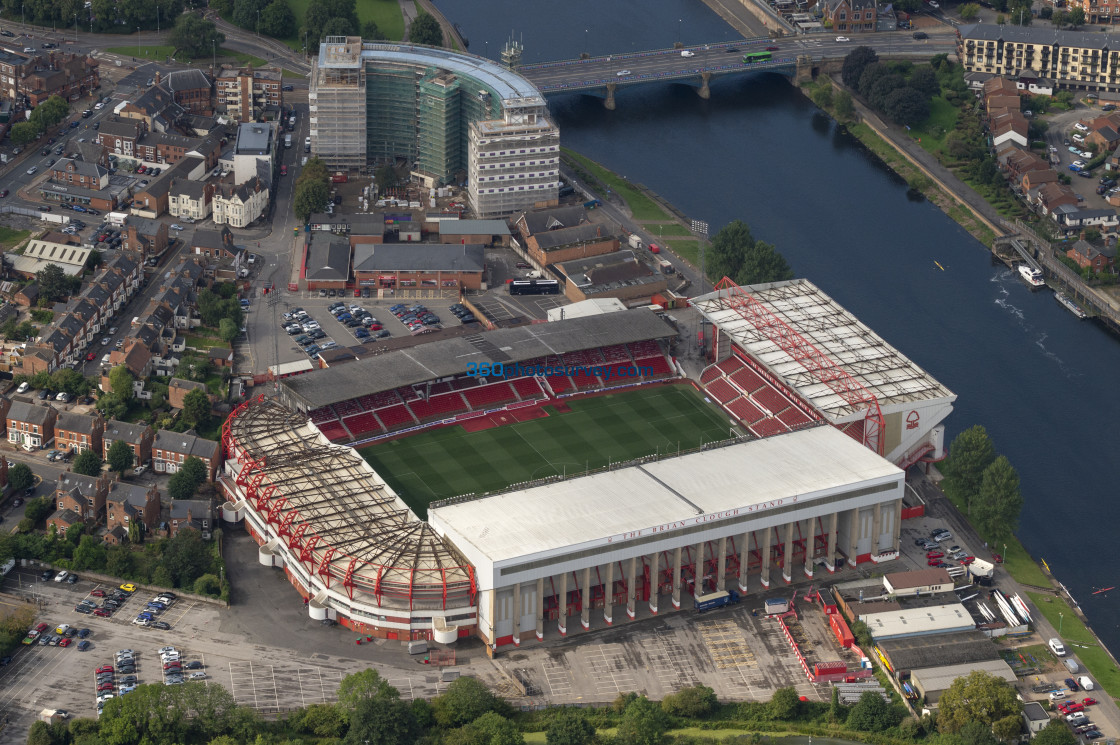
438, 0, 1120, 655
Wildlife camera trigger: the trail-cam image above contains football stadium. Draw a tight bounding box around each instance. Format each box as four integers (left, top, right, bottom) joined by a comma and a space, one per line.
219, 278, 956, 647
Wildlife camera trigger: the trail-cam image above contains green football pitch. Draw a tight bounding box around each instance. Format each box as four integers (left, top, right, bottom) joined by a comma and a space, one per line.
357, 385, 734, 518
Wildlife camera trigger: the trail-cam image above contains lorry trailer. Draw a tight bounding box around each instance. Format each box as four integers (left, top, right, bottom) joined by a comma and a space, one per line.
695, 590, 740, 612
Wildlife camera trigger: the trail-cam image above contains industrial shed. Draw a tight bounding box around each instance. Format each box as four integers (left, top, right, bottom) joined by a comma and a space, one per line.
861, 603, 974, 640
883, 567, 954, 597
876, 630, 1001, 673
910, 659, 1016, 704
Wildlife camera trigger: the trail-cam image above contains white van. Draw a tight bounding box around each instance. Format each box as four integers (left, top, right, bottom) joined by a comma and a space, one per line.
1049, 637, 1067, 656
1078, 675, 1094, 691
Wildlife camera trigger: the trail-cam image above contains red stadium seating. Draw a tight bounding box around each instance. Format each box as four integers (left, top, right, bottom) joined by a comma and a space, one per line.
318, 421, 350, 442
332, 399, 363, 418
409, 392, 469, 421
778, 407, 811, 427
699, 366, 722, 384
728, 397, 766, 425
396, 386, 420, 402
635, 355, 673, 378
628, 340, 661, 358
569, 369, 602, 391
752, 385, 792, 416
426, 381, 454, 396
750, 418, 789, 438
705, 378, 740, 404
510, 376, 542, 400
360, 391, 402, 409
716, 356, 744, 376
451, 376, 479, 390
730, 367, 766, 395
546, 374, 572, 395
310, 407, 336, 424
376, 405, 415, 430
343, 412, 382, 438
600, 344, 631, 364
463, 382, 517, 410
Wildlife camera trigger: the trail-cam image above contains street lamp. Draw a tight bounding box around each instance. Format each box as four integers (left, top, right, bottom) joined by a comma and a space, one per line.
137, 27, 141, 58
156, 3, 160, 34
678, 18, 682, 44
584, 28, 588, 57
1059, 612, 1064, 635
256, 9, 260, 38
212, 39, 216, 75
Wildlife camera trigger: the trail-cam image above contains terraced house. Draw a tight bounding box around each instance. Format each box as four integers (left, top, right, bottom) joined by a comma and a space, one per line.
152, 428, 223, 481
959, 24, 1120, 92
7, 401, 56, 450
55, 411, 104, 455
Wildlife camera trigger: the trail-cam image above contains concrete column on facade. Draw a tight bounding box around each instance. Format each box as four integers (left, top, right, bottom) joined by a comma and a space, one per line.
804, 517, 818, 578
892, 498, 903, 551
581, 567, 591, 630
604, 561, 615, 625
717, 536, 728, 593
626, 557, 637, 619
737, 532, 750, 594
827, 512, 839, 573
671, 547, 683, 609
782, 522, 795, 584
760, 528, 773, 588
557, 573, 568, 636
847, 507, 860, 567
535, 578, 544, 640
871, 503, 883, 557
694, 541, 706, 599
512, 583, 521, 646
649, 551, 661, 615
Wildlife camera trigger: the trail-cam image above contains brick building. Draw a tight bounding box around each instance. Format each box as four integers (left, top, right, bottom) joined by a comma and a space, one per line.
215, 64, 282, 122
55, 410, 103, 455
152, 428, 222, 482
102, 420, 154, 469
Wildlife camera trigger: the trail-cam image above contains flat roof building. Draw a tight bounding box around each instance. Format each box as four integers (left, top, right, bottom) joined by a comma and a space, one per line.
883, 568, 954, 597
861, 604, 975, 640
910, 659, 1017, 704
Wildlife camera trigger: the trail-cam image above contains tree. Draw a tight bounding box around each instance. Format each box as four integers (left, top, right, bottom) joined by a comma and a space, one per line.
321, 16, 355, 37
27, 721, 52, 745
37, 263, 79, 302
408, 12, 443, 46
946, 425, 996, 509
298, 156, 330, 187
97, 394, 129, 421
462, 712, 523, 745
168, 14, 225, 60
294, 178, 329, 223
296, 704, 346, 738
847, 691, 897, 731
1051, 9, 1069, 26
107, 439, 134, 475
168, 456, 208, 501
218, 318, 239, 343
108, 365, 136, 402
1008, 1, 1032, 24
883, 86, 930, 126
959, 2, 980, 20
842, 46, 879, 89
433, 677, 506, 728
258, 0, 295, 38
1033, 720, 1078, 745
303, 0, 357, 42
10, 121, 42, 146
182, 388, 212, 428
338, 669, 397, 711
706, 220, 793, 285
344, 692, 418, 745
51, 367, 89, 396
545, 709, 595, 745
362, 19, 386, 40
193, 573, 221, 596
232, 0, 270, 30
833, 90, 855, 121
909, 65, 940, 98
72, 534, 108, 569
972, 456, 1023, 538
7, 463, 33, 493
616, 696, 669, 745
660, 684, 717, 717
375, 164, 399, 193
163, 528, 210, 587
24, 496, 53, 525
768, 686, 801, 720
72, 449, 103, 477
937, 670, 1021, 734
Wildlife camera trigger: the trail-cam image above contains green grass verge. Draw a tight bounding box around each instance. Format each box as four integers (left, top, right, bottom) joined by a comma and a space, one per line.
1027, 591, 1120, 699
184, 334, 227, 351
106, 45, 265, 66
645, 223, 692, 237
359, 386, 731, 518
667, 240, 700, 268
280, 68, 304, 80
0, 227, 30, 249
562, 148, 671, 222
910, 96, 959, 156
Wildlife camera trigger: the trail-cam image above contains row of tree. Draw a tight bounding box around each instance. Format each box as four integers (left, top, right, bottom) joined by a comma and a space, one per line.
841, 48, 933, 126
1, 0, 187, 34
293, 156, 330, 222
10, 96, 70, 148
705, 219, 794, 286
166, 14, 226, 60
945, 424, 1024, 539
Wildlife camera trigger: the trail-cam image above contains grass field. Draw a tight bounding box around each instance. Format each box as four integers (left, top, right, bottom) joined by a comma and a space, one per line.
358, 386, 732, 518
561, 148, 671, 221
1026, 591, 1120, 698
0, 227, 29, 250
278, 0, 404, 47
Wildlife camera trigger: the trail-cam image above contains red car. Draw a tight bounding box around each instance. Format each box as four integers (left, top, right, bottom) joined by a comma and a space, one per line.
280, 165, 287, 176
96, 682, 113, 692
136, 165, 146, 174
960, 556, 975, 565
93, 609, 111, 618
766, 45, 780, 51
163, 661, 181, 670
369, 323, 382, 331
1061, 703, 1085, 714
35, 623, 48, 633
0, 189, 8, 198
85, 352, 95, 361
927, 558, 943, 566
59, 638, 71, 647
991, 553, 1004, 563
926, 551, 943, 560
89, 589, 105, 597
95, 664, 113, 674
1083, 698, 1098, 706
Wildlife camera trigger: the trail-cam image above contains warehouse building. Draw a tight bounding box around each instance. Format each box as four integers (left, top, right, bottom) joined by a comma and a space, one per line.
911, 659, 1017, 704
861, 604, 975, 641
874, 630, 1001, 675
309, 37, 559, 216
352, 243, 485, 291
